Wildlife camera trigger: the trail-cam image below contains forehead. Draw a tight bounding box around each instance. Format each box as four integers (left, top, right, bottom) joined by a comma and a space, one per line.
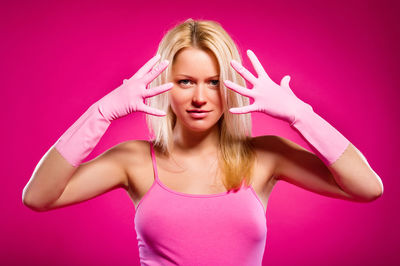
172, 47, 220, 77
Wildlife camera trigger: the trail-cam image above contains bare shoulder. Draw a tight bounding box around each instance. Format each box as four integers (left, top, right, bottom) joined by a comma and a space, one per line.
251, 134, 303, 156
250, 135, 282, 163
112, 139, 150, 157
249, 135, 282, 186
113, 140, 154, 200
250, 134, 306, 178
250, 134, 311, 177
110, 139, 151, 171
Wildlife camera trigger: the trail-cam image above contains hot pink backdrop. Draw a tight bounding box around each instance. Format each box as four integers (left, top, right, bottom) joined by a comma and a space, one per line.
2, 0, 399, 265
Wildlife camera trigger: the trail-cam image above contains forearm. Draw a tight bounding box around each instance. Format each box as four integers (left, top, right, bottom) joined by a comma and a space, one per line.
328, 143, 383, 200
291, 106, 383, 200
23, 103, 110, 210
22, 54, 171, 210
22, 146, 77, 211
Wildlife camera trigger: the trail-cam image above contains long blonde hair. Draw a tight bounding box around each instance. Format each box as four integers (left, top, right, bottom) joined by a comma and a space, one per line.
146, 18, 256, 191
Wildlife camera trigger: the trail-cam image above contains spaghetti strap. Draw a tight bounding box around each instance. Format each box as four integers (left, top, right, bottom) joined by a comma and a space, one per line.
135, 143, 267, 265
149, 141, 160, 181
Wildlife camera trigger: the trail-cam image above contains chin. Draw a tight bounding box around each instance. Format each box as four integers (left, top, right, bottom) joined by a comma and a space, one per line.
174, 111, 223, 133
189, 122, 221, 133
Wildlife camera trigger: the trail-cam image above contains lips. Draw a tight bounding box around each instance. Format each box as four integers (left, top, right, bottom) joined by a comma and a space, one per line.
187, 109, 211, 118
187, 109, 210, 113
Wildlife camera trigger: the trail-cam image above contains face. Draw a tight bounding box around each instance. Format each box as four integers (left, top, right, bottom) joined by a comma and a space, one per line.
169, 47, 224, 133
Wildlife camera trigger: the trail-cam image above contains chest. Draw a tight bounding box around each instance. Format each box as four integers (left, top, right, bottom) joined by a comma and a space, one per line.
134, 184, 268, 265
126, 150, 276, 214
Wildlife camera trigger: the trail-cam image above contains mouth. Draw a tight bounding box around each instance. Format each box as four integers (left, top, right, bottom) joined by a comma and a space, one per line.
186, 109, 211, 119
186, 109, 211, 113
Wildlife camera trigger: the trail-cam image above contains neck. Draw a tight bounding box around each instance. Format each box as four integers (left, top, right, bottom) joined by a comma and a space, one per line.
172, 122, 220, 156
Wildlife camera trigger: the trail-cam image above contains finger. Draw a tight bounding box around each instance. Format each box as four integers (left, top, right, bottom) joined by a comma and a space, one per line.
246, 49, 270, 79
143, 82, 173, 98
224, 80, 254, 98
229, 103, 257, 114
137, 102, 167, 116
230, 60, 258, 84
142, 60, 170, 84
135, 54, 162, 78
280, 75, 295, 96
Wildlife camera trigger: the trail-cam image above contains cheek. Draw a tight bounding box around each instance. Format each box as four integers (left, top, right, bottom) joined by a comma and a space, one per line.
211, 90, 224, 109
169, 90, 188, 112
169, 96, 178, 115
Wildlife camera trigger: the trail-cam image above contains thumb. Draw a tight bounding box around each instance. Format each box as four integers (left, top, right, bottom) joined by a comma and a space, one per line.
280, 75, 295, 96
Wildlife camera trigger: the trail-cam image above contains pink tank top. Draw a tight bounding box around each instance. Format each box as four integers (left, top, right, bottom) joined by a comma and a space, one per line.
134, 141, 267, 265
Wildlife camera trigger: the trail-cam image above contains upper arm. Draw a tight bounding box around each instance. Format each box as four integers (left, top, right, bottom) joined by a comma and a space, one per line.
253, 135, 357, 201
43, 141, 136, 211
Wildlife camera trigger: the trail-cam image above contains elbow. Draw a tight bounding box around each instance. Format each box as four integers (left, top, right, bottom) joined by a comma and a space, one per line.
371, 184, 384, 201
22, 198, 49, 212
363, 192, 383, 203
360, 185, 383, 203
22, 189, 49, 212
367, 175, 384, 202
360, 174, 384, 202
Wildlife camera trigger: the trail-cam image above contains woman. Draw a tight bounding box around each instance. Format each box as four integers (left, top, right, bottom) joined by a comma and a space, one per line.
22, 18, 383, 265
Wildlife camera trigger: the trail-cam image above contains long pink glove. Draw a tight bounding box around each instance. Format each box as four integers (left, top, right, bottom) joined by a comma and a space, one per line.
54, 54, 173, 167
223, 49, 350, 166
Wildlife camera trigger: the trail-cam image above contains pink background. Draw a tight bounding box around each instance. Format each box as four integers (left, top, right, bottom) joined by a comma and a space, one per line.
2, 0, 399, 265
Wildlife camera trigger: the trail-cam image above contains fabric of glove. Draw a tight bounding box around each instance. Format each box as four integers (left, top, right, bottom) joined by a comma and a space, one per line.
54, 54, 173, 167
224, 49, 349, 166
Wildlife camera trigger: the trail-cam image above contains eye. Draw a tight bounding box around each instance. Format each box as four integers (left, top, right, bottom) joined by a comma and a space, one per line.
210, 80, 220, 86
177, 79, 192, 86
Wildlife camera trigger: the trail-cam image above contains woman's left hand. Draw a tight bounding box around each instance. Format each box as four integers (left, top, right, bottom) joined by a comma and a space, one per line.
224, 49, 312, 124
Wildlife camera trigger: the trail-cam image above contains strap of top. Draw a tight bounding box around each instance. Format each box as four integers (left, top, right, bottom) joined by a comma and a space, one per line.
149, 140, 247, 191
149, 141, 160, 181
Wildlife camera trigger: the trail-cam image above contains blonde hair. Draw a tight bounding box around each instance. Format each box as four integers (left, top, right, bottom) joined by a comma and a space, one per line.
146, 18, 256, 191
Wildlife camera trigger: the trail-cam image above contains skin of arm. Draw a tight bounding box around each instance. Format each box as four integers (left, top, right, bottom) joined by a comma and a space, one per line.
260, 135, 383, 202
22, 146, 78, 211
327, 142, 383, 200
22, 55, 171, 211
225, 49, 383, 202
22, 142, 129, 212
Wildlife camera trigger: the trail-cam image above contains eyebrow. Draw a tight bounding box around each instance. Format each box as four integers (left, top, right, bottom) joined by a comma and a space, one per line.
176, 74, 219, 79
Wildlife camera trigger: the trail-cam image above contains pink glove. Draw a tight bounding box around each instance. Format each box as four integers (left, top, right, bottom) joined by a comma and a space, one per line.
224, 49, 349, 166
224, 50, 312, 124
54, 54, 173, 167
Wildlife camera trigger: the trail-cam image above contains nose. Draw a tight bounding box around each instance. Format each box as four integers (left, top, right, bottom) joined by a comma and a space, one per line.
192, 83, 207, 107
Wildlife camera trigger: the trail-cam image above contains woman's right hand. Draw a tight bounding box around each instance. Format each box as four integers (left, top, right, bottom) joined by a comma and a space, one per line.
97, 54, 173, 121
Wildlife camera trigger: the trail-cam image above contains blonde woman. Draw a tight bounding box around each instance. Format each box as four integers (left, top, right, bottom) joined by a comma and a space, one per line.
22, 18, 383, 265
